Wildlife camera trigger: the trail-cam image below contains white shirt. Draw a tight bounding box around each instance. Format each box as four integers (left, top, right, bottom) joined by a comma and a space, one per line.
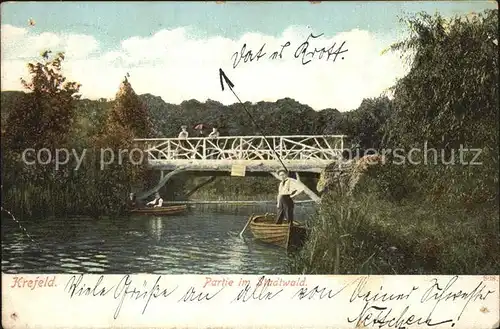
146, 197, 164, 208
278, 179, 296, 196
277, 179, 299, 206
178, 131, 188, 139
208, 131, 219, 138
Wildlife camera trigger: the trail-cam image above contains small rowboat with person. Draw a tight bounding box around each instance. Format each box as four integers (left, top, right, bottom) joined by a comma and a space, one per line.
128, 192, 188, 216
243, 213, 308, 250
129, 204, 188, 216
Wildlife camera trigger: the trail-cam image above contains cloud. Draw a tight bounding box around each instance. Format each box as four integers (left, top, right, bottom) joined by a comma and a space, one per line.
1, 24, 408, 110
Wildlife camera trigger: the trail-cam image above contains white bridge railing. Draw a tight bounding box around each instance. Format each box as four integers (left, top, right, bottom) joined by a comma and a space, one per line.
134, 135, 345, 162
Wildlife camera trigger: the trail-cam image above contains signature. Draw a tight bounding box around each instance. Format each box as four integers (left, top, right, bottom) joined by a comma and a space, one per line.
420, 276, 495, 321
347, 276, 495, 328
349, 276, 419, 303
347, 304, 455, 328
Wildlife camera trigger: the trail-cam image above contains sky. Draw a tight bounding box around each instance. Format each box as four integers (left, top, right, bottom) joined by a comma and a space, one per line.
1, 1, 497, 111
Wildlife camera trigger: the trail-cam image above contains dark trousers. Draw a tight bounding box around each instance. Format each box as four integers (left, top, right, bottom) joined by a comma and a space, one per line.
176, 140, 189, 158
127, 200, 136, 210
197, 145, 203, 159
276, 195, 294, 224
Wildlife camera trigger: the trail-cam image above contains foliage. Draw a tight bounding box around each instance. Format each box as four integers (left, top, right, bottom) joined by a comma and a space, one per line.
91, 78, 154, 214
2, 52, 82, 192
106, 77, 153, 139
379, 9, 499, 205
3, 51, 81, 152
1, 54, 157, 217
340, 96, 391, 149
385, 10, 498, 150
1, 52, 83, 218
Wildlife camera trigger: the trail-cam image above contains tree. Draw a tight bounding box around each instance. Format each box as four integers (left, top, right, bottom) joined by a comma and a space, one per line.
90, 77, 154, 214
383, 10, 498, 151
318, 108, 342, 135
340, 97, 391, 150
1, 51, 84, 216
4, 51, 81, 152
106, 77, 153, 139
377, 9, 499, 204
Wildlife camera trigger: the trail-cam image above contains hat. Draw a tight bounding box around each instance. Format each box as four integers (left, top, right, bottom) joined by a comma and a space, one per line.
181, 125, 187, 129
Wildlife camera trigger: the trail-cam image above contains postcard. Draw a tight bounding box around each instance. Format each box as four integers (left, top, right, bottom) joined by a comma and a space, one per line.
1, 1, 498, 328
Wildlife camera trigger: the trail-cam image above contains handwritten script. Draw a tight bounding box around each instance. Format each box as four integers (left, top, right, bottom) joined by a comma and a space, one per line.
59, 274, 497, 327
231, 32, 348, 68
65, 274, 179, 319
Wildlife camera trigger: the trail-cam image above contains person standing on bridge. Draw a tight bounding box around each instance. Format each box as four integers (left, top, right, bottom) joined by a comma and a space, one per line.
208, 127, 220, 139
207, 127, 220, 159
176, 125, 189, 159
275, 169, 298, 225
178, 125, 189, 139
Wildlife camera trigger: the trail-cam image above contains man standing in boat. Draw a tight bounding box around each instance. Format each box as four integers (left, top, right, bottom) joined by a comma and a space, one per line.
146, 192, 164, 208
275, 169, 298, 224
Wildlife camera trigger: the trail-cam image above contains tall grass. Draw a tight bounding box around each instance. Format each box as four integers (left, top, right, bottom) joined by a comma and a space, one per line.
289, 182, 500, 275
2, 180, 104, 219
1, 172, 282, 219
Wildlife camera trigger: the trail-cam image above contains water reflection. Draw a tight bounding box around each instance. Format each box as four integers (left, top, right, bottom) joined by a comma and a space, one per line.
148, 217, 164, 241
1, 204, 314, 274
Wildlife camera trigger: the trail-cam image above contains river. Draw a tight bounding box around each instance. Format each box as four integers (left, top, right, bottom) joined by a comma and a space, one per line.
1, 204, 314, 274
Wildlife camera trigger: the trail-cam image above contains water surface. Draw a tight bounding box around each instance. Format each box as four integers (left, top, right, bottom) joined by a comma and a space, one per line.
1, 204, 313, 274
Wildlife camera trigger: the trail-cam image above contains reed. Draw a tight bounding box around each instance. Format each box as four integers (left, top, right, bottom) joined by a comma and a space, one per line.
289, 184, 500, 275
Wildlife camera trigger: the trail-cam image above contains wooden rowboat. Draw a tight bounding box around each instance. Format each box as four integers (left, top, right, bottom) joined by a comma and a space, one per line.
129, 205, 188, 216
248, 213, 308, 249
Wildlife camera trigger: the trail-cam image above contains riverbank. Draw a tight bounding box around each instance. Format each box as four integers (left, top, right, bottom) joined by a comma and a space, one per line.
289, 193, 499, 275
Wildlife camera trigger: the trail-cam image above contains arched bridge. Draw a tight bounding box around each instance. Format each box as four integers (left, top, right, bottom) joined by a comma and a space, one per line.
133, 135, 346, 174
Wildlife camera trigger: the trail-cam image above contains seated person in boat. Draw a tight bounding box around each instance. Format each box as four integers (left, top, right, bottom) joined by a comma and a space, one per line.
146, 192, 164, 208
127, 193, 137, 209
275, 169, 298, 224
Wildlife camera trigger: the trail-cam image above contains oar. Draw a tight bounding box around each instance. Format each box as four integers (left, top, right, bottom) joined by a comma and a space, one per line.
239, 214, 254, 238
